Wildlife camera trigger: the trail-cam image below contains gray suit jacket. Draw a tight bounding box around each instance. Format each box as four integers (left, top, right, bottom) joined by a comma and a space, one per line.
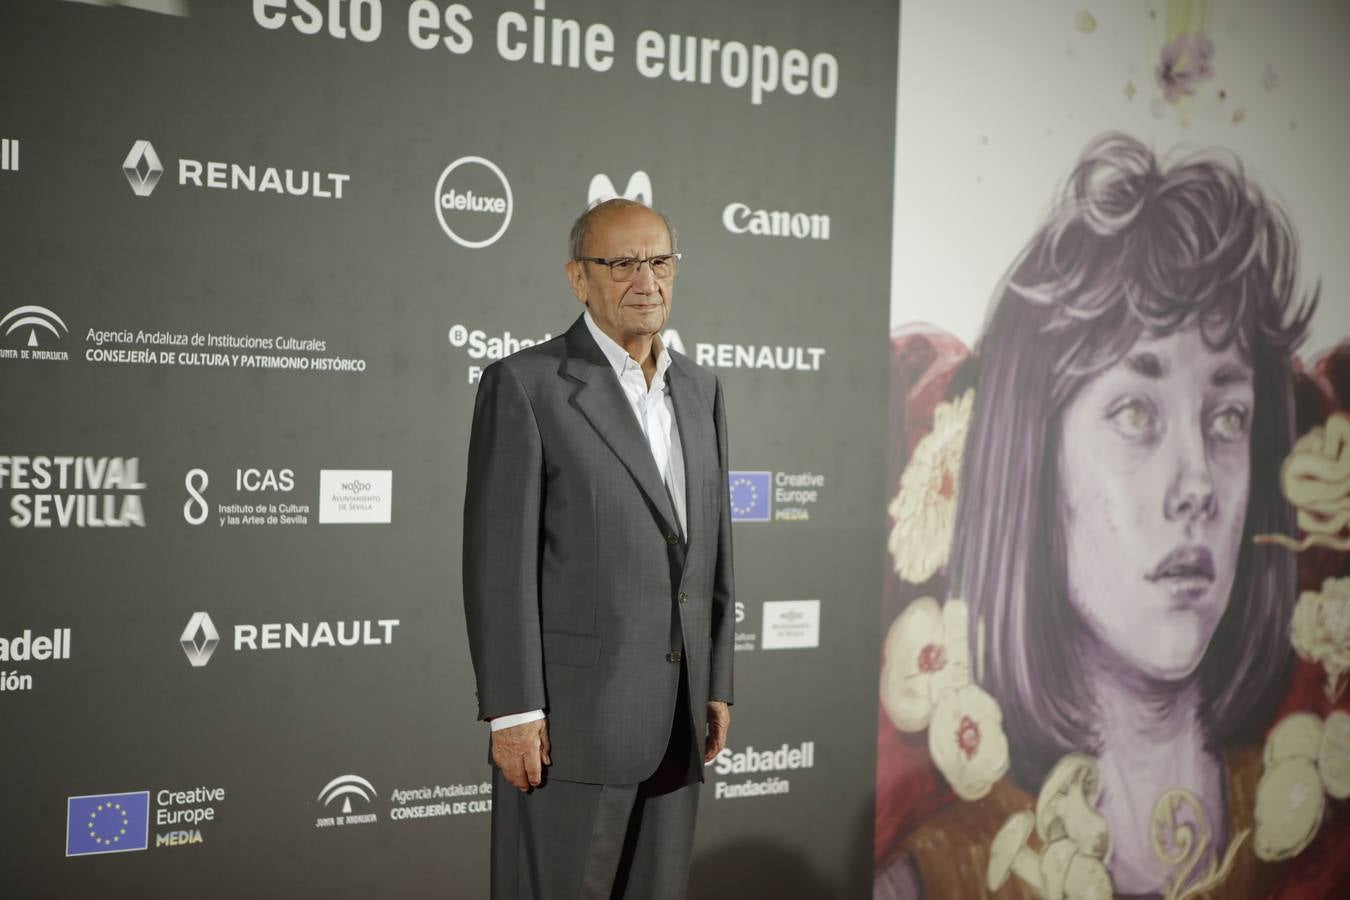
463, 314, 735, 785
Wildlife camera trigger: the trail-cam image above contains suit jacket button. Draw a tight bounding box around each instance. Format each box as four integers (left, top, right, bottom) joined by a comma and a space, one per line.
666, 533, 679, 545
667, 651, 682, 663
678, 592, 688, 604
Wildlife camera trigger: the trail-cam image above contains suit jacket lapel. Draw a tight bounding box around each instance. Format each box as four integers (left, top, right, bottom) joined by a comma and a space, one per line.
666, 355, 710, 553
560, 317, 680, 540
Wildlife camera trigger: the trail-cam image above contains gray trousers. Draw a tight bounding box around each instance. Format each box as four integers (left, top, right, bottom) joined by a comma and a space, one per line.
490, 667, 701, 900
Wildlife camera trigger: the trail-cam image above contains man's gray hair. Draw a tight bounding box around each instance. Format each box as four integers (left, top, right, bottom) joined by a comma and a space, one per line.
568, 198, 678, 260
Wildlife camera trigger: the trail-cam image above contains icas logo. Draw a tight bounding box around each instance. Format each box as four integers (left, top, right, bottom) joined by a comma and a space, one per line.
1, 305, 68, 348
434, 156, 512, 248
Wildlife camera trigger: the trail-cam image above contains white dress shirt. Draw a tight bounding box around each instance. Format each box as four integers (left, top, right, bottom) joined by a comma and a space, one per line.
490, 311, 687, 732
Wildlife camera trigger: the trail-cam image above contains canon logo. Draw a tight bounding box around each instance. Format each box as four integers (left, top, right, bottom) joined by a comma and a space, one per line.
722, 203, 830, 240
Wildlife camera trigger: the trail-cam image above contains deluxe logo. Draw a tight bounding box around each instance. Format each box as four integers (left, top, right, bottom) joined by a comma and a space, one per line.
761, 599, 820, 649
180, 612, 219, 667
123, 140, 163, 196
0, 455, 146, 528
587, 170, 652, 205
722, 203, 830, 240
123, 139, 350, 199
66, 791, 151, 857
316, 774, 378, 827
319, 469, 392, 524
1, 304, 69, 352
434, 156, 513, 248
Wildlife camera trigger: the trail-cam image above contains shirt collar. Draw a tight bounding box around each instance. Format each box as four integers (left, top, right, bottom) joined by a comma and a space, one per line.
583, 309, 672, 385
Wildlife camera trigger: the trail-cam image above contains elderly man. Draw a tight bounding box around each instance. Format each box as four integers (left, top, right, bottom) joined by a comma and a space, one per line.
462, 198, 735, 900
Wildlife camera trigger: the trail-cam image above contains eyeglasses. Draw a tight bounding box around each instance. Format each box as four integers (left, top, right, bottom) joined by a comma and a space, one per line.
574, 252, 682, 282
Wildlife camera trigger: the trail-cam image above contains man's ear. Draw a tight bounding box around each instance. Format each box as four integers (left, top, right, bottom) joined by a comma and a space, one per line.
565, 259, 588, 305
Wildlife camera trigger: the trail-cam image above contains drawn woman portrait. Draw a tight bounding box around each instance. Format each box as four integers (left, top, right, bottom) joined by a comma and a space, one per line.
873, 133, 1346, 899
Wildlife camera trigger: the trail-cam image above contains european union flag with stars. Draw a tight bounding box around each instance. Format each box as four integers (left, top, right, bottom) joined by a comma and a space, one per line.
66, 791, 150, 856
728, 471, 772, 522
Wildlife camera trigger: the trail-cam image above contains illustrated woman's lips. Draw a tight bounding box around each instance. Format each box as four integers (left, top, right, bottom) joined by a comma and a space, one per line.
1144, 545, 1220, 588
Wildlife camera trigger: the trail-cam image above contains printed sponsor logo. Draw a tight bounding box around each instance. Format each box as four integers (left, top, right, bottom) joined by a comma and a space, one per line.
66, 792, 151, 856
83, 327, 364, 375
722, 203, 830, 240
316, 774, 378, 827
122, 140, 163, 196
447, 322, 555, 384
1, 138, 18, 173
727, 469, 826, 523
662, 329, 824, 373
732, 601, 755, 652
182, 467, 311, 528
434, 156, 513, 248
153, 786, 226, 849
1, 305, 71, 361
319, 469, 392, 524
0, 456, 147, 528
728, 472, 771, 522
0, 627, 72, 694
181, 612, 399, 665
761, 600, 821, 650
123, 139, 349, 200
388, 782, 493, 821
65, 786, 226, 856
711, 741, 815, 800
180, 613, 219, 667
587, 170, 652, 205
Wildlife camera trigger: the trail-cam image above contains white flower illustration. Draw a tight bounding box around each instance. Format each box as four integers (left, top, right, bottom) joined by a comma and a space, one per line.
1290, 576, 1350, 703
1319, 711, 1350, 800
880, 597, 971, 732
1254, 757, 1325, 861
888, 389, 974, 584
928, 682, 1010, 802
1256, 411, 1350, 552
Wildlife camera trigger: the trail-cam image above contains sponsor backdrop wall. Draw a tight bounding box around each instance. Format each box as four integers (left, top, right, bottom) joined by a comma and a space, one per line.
0, 1, 894, 897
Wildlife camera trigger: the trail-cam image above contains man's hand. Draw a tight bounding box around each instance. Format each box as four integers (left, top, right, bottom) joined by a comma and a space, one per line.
491, 718, 551, 792
704, 701, 731, 764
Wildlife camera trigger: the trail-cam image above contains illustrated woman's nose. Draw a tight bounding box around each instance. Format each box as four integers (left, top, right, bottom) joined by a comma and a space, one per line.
1164, 429, 1217, 523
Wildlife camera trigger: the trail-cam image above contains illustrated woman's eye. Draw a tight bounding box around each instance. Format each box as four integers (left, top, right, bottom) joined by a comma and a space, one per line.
1208, 405, 1249, 443
1107, 396, 1159, 441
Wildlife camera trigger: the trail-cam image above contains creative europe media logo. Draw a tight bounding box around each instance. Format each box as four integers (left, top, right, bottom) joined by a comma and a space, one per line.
727, 470, 826, 522
66, 787, 227, 856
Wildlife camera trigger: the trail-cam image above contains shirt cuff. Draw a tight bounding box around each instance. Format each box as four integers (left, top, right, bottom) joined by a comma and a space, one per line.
489, 709, 546, 731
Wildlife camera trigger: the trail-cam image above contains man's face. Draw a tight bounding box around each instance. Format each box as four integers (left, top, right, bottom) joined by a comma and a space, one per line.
567, 205, 674, 348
